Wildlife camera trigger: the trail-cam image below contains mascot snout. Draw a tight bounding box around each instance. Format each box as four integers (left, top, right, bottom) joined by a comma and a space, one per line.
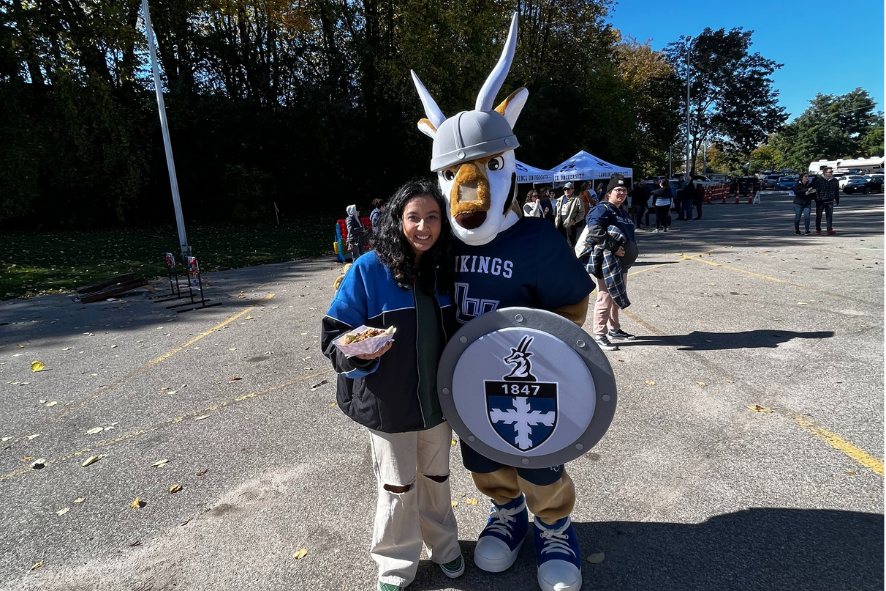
451, 162, 491, 229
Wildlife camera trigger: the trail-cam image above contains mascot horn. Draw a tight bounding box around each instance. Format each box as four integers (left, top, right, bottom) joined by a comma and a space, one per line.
411, 13, 528, 246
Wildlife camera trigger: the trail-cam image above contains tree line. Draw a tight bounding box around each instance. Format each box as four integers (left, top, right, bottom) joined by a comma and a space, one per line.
1, 0, 824, 230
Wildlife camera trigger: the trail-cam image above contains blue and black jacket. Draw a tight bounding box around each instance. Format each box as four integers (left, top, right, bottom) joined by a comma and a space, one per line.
321, 251, 457, 433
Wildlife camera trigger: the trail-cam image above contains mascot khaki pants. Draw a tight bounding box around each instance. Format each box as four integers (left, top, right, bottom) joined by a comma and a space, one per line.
462, 442, 576, 523
368, 421, 460, 586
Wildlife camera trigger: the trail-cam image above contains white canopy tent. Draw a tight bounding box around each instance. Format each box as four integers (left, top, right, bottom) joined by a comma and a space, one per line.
515, 160, 554, 184
551, 151, 632, 183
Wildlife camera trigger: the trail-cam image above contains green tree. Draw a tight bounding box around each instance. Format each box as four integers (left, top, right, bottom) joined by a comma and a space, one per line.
769, 88, 881, 171
664, 28, 787, 174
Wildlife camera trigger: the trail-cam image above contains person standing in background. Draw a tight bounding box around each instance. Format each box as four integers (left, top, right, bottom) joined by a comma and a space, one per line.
523, 189, 543, 217
538, 187, 555, 224
554, 182, 584, 245
651, 180, 672, 233
810, 167, 839, 235
629, 178, 648, 229
346, 204, 370, 260
792, 174, 813, 235
369, 199, 386, 234
693, 182, 704, 220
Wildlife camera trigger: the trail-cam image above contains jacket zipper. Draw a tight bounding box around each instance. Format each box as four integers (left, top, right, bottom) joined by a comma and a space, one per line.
412, 285, 427, 429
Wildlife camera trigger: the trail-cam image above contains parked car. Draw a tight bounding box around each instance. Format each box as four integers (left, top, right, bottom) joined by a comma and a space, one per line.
838, 175, 867, 191
843, 175, 884, 194
775, 176, 799, 190
762, 174, 782, 189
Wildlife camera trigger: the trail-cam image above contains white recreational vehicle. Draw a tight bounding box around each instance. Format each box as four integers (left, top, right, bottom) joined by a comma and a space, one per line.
808, 157, 884, 175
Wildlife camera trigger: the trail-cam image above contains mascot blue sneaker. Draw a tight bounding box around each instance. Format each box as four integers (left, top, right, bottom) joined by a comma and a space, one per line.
474, 495, 528, 572
534, 516, 582, 591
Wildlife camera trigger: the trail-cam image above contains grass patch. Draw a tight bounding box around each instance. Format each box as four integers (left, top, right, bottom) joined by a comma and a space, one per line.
0, 217, 335, 301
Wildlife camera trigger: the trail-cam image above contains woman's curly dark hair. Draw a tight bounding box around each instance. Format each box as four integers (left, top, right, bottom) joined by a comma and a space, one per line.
374, 179, 455, 293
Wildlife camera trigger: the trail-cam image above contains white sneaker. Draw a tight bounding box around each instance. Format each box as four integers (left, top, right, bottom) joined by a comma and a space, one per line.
594, 336, 619, 351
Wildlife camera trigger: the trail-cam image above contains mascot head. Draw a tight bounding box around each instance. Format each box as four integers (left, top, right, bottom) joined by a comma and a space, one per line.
411, 13, 529, 246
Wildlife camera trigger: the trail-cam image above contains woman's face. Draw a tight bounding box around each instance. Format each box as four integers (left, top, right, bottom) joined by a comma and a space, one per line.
608, 187, 628, 206
402, 195, 442, 259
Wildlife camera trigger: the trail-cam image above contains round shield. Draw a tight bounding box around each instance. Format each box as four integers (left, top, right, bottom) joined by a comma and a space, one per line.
437, 307, 616, 468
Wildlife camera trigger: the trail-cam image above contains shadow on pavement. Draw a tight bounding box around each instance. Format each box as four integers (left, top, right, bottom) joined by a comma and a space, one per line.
412, 508, 883, 591
617, 330, 834, 351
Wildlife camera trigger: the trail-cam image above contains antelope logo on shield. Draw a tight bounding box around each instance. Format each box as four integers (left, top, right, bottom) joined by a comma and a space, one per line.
485, 335, 557, 451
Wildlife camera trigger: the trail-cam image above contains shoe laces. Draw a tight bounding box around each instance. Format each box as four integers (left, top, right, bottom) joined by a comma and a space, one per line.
486, 500, 525, 539
538, 517, 576, 558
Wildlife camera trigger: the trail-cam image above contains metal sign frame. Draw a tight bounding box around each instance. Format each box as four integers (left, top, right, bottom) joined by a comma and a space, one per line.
437, 307, 617, 468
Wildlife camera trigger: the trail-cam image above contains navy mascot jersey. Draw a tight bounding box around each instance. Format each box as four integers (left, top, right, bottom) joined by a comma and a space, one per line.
453, 217, 596, 324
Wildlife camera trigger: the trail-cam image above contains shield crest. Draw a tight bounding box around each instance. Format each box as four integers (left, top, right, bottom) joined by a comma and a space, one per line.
484, 335, 558, 451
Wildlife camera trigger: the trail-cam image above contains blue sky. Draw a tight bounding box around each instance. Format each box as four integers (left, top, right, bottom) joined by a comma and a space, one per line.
607, 0, 884, 122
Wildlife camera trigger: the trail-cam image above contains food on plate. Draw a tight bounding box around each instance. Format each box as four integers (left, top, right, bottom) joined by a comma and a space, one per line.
343, 327, 393, 345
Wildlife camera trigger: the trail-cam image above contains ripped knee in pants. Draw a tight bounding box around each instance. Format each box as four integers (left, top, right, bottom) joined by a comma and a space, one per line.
423, 473, 449, 483
383, 481, 414, 494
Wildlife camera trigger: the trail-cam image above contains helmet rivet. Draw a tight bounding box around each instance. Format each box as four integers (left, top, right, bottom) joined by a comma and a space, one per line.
457, 151, 466, 159
504, 138, 512, 146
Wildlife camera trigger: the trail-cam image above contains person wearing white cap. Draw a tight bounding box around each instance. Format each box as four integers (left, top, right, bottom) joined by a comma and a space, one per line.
553, 182, 584, 246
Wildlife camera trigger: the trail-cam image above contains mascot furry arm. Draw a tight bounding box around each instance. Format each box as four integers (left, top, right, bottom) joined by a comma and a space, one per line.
411, 14, 590, 326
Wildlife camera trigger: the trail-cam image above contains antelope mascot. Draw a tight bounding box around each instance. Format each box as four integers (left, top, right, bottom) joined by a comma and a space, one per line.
412, 13, 596, 591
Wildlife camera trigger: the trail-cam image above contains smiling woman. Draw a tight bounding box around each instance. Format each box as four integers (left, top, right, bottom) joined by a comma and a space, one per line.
321, 178, 465, 587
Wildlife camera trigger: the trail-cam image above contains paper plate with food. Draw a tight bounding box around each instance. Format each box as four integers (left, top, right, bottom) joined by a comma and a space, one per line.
333, 325, 396, 357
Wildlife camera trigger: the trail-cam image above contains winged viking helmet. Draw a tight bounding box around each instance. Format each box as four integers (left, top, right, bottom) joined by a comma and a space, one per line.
411, 13, 529, 246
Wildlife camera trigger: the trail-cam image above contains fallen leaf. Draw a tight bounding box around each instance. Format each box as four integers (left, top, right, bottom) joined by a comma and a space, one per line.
22, 456, 34, 461
229, 376, 241, 382
846, 471, 856, 476
293, 548, 308, 560
39, 399, 46, 404
587, 552, 605, 564
311, 380, 328, 390
62, 347, 72, 351
30, 561, 43, 571
18, 344, 24, 348
56, 508, 69, 516
451, 439, 457, 445
245, 316, 253, 320
617, 359, 625, 362
129, 540, 142, 547
466, 498, 478, 506
797, 302, 807, 305
696, 382, 707, 387
726, 380, 734, 384
130, 497, 145, 509
166, 390, 177, 395
645, 380, 656, 386
27, 433, 39, 440
196, 469, 209, 476
329, 402, 337, 407
451, 500, 458, 508
86, 427, 103, 434
229, 348, 236, 351
74, 498, 85, 503
169, 484, 182, 493
194, 415, 209, 421
747, 405, 772, 413
652, 304, 660, 307
152, 459, 169, 468
30, 361, 45, 372
82, 455, 104, 467
45, 401, 57, 407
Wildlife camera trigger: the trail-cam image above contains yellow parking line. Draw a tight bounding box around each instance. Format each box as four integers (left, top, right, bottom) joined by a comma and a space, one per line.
0, 369, 332, 483
621, 307, 884, 478
7, 294, 275, 444
795, 416, 884, 475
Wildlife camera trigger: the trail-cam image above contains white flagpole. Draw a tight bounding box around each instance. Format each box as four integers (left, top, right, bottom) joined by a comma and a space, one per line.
142, 0, 190, 261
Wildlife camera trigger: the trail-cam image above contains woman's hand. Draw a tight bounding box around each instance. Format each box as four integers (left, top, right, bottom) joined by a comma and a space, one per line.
614, 246, 625, 257
355, 341, 393, 360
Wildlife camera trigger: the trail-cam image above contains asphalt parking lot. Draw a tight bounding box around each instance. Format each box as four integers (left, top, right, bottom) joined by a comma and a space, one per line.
1, 192, 883, 591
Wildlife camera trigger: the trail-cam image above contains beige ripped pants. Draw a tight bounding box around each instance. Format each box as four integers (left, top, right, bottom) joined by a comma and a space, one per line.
367, 421, 460, 587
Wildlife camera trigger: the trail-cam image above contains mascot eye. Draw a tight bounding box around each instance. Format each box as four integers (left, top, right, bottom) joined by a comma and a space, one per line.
442, 169, 456, 182
487, 157, 504, 171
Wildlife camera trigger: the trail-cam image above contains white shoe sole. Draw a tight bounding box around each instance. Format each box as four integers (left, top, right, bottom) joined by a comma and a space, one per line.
537, 561, 582, 591
473, 536, 524, 573
440, 558, 465, 579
